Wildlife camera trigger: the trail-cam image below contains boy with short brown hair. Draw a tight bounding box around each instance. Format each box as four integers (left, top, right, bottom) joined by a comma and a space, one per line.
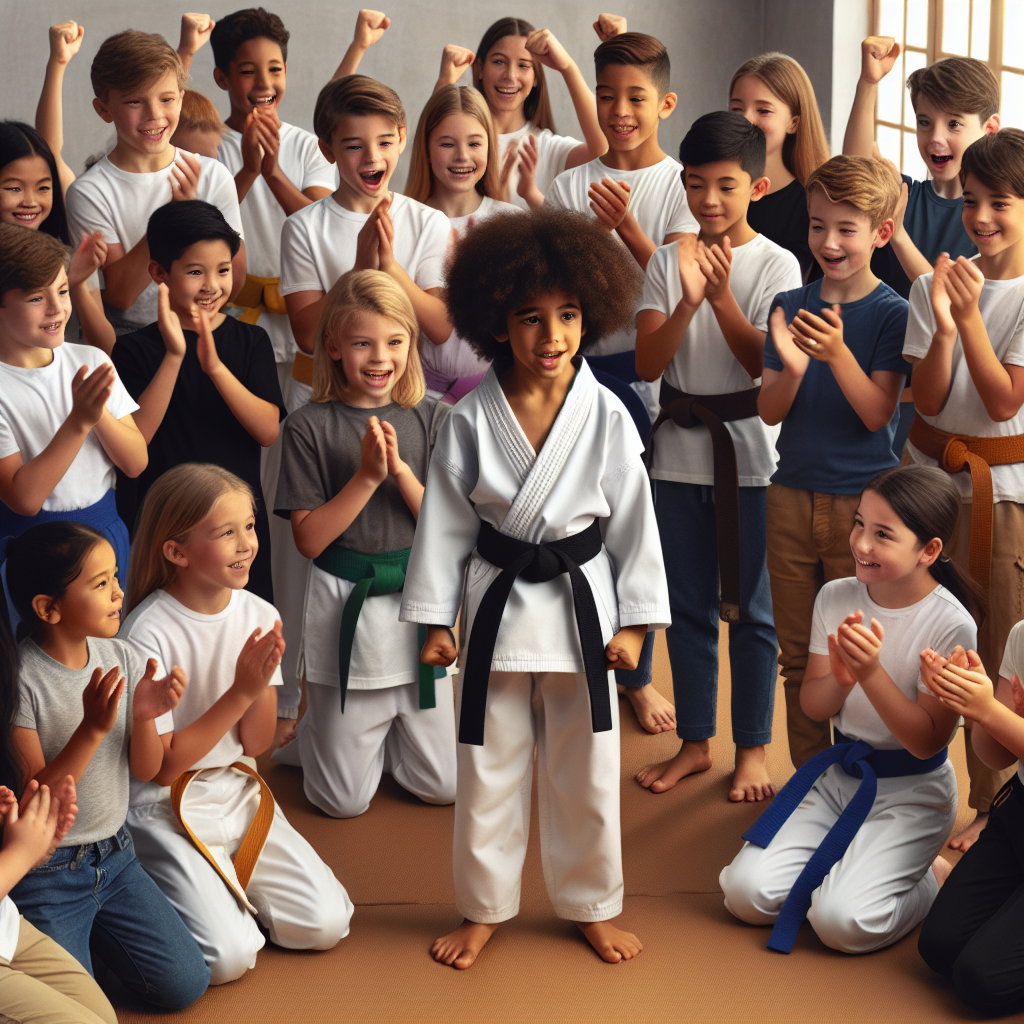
66, 30, 245, 335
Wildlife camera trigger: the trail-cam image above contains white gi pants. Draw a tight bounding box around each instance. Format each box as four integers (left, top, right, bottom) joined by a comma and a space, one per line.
719, 760, 958, 953
127, 766, 353, 986
273, 678, 457, 818
454, 671, 623, 924
261, 366, 312, 715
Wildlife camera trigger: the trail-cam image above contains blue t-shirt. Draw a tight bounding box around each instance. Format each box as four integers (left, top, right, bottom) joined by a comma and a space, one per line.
765, 279, 911, 494
872, 174, 977, 299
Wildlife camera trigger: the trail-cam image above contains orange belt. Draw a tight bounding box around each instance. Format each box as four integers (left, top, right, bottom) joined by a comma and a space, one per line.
908, 417, 1024, 593
292, 352, 314, 386
170, 762, 275, 911
234, 274, 287, 325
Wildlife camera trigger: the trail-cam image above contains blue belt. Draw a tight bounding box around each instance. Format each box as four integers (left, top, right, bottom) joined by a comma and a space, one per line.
742, 728, 948, 953
0, 490, 129, 629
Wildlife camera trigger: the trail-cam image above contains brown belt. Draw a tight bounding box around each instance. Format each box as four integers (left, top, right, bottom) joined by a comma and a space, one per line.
908, 417, 1024, 593
170, 762, 275, 911
646, 381, 761, 622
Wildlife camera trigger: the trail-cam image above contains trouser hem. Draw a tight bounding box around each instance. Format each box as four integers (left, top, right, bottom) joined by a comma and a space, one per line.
676, 726, 715, 741
553, 898, 623, 923
732, 729, 773, 747
454, 900, 520, 925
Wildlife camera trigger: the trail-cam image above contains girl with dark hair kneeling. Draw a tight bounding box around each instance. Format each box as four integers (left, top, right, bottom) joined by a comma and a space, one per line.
720, 465, 981, 954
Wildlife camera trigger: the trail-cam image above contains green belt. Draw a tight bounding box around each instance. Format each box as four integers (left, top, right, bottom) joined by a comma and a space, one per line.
312, 545, 443, 712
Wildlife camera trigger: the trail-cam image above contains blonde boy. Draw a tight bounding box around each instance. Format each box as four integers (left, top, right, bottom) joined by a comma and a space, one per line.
66, 30, 245, 335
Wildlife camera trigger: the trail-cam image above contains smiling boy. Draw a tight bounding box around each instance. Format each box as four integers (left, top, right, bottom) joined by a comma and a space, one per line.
634, 111, 802, 802
903, 128, 1024, 845
66, 30, 245, 336
757, 155, 910, 772
110, 201, 284, 603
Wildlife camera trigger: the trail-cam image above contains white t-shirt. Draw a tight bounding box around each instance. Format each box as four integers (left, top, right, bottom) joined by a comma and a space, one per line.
996, 619, 1024, 783
809, 577, 976, 749
903, 267, 1024, 502
499, 124, 578, 210
0, 899, 18, 963
421, 195, 517, 381
279, 192, 449, 300
121, 588, 283, 803
546, 155, 700, 356
219, 122, 337, 363
0, 344, 138, 511
66, 150, 244, 331
639, 235, 802, 487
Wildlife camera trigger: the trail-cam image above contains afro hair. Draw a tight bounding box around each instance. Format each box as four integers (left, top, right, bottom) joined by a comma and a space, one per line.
445, 208, 643, 363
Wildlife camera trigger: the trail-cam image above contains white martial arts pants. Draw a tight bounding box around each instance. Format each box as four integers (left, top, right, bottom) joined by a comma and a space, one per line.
454, 671, 623, 924
261, 367, 312, 715
273, 678, 457, 818
127, 766, 353, 986
719, 760, 958, 953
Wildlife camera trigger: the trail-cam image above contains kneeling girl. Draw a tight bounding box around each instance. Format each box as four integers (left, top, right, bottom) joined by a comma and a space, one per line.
271, 270, 456, 818
720, 465, 979, 953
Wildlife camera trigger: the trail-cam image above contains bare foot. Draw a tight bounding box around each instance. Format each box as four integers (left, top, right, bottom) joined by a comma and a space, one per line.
948, 811, 988, 852
623, 683, 676, 734
729, 745, 775, 803
431, 920, 498, 969
576, 920, 643, 963
273, 717, 297, 750
931, 855, 953, 888
636, 740, 712, 793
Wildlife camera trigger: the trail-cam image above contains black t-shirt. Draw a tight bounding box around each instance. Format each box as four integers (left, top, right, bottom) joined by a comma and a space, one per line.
112, 315, 285, 599
746, 178, 821, 283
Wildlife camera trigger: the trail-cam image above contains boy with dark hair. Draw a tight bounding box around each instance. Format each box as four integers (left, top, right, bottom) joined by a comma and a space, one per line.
904, 127, 1024, 848
111, 200, 284, 603
545, 30, 697, 735
402, 208, 670, 969
66, 30, 245, 336
634, 111, 802, 802
758, 155, 909, 771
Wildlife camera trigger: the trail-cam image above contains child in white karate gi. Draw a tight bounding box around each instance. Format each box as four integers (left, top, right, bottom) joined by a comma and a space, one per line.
720, 465, 982, 954
271, 269, 456, 817
402, 208, 671, 968
119, 462, 352, 985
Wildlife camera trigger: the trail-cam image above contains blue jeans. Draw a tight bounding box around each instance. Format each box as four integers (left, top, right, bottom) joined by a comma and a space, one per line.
654, 480, 777, 745
11, 825, 209, 1010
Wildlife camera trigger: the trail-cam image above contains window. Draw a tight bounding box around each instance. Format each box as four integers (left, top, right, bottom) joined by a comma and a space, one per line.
872, 0, 1024, 172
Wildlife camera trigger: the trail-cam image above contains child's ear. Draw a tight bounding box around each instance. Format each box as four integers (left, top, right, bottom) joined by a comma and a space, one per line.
919, 536, 943, 567
786, 113, 800, 136
493, 332, 509, 343
30, 595, 59, 626
397, 125, 408, 155
323, 332, 342, 360
318, 137, 338, 166
162, 540, 189, 568
984, 113, 1001, 135
658, 91, 678, 120
875, 217, 896, 247
148, 260, 169, 286
213, 66, 230, 92
750, 176, 771, 202
92, 97, 114, 124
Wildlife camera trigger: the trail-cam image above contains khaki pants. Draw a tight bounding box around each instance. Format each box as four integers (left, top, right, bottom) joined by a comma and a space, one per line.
0, 917, 116, 1024
767, 484, 860, 769
945, 498, 1022, 811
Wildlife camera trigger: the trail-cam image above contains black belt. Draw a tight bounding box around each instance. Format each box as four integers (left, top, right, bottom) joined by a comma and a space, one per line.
645, 380, 761, 623
459, 519, 610, 745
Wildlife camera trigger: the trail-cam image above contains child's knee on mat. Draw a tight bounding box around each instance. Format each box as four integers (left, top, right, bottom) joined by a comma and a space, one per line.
807, 892, 879, 953
205, 929, 261, 986
719, 857, 779, 925
304, 783, 372, 820
145, 952, 211, 1010
952, 944, 1023, 1016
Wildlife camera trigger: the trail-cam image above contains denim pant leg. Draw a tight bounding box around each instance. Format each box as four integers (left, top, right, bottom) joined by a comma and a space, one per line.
91, 828, 210, 1010
615, 630, 655, 689
727, 486, 778, 747
10, 843, 102, 973
654, 480, 721, 740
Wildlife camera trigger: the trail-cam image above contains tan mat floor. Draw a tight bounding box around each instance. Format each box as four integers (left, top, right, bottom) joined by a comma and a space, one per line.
112, 632, 1008, 1023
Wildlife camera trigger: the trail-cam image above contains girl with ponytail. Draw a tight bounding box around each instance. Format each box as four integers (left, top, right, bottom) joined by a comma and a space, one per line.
721, 465, 974, 955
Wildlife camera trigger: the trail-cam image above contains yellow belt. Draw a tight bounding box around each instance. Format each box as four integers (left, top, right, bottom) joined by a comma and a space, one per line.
234, 274, 314, 386
170, 762, 275, 912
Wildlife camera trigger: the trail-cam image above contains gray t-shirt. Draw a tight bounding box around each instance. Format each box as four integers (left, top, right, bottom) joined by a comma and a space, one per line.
16, 637, 143, 846
274, 398, 449, 553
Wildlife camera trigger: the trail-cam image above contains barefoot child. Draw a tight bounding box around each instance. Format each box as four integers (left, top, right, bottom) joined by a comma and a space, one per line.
728, 52, 830, 280
720, 465, 978, 953
110, 200, 284, 603
271, 270, 455, 815
435, 17, 613, 209
919, 629, 1024, 1015
904, 128, 1024, 849
0, 225, 146, 612
405, 85, 518, 402
634, 112, 801, 802
758, 156, 909, 770
120, 463, 352, 984
5, 521, 209, 1009
402, 208, 670, 969
66, 29, 245, 336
